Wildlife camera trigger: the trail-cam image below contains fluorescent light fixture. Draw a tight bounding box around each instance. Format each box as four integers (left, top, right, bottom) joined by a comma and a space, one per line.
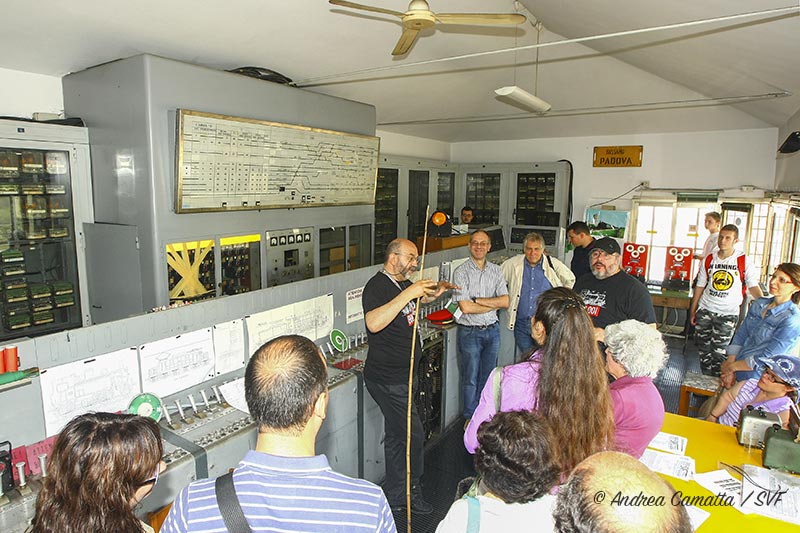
494, 86, 552, 114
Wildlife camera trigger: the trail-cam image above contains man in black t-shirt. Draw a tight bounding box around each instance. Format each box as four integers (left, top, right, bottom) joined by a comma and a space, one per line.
362, 238, 456, 514
573, 237, 656, 340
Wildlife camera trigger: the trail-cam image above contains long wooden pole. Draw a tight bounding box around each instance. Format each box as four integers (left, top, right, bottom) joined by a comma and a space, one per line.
406, 205, 430, 532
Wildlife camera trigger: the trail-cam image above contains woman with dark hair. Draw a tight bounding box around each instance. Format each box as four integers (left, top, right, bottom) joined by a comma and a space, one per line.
464, 287, 614, 474
30, 412, 164, 533
438, 411, 560, 532
721, 262, 800, 387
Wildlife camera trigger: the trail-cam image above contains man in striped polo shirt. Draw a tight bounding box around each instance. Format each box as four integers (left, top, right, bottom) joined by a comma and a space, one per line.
453, 230, 509, 423
162, 335, 396, 532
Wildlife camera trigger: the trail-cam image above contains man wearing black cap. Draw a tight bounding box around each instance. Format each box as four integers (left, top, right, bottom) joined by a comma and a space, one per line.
573, 237, 656, 340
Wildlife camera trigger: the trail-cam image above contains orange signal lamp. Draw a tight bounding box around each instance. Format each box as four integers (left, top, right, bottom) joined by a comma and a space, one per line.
427, 210, 452, 237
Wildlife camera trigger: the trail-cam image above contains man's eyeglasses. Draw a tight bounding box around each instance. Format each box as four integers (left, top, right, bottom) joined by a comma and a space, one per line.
763, 367, 790, 387
394, 252, 419, 262
470, 241, 490, 248
589, 249, 610, 258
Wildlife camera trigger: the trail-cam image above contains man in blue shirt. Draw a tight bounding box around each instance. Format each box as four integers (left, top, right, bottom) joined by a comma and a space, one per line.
502, 232, 575, 356
163, 335, 396, 532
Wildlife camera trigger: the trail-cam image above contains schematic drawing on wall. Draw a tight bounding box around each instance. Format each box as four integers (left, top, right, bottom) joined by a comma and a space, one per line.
175, 109, 380, 213
39, 347, 141, 436
245, 294, 334, 356
139, 328, 215, 397
213, 319, 246, 375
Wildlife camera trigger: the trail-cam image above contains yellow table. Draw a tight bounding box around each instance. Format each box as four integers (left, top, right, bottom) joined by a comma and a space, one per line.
660, 413, 798, 531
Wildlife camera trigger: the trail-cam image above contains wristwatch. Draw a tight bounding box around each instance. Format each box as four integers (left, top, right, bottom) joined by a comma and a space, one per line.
471, 296, 478, 303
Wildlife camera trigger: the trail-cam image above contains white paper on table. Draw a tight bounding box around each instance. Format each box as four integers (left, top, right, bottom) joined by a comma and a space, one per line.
218, 377, 250, 415
684, 504, 711, 531
693, 470, 749, 513
640, 449, 695, 481
741, 464, 800, 525
647, 432, 688, 455
213, 319, 246, 375
139, 328, 215, 398
346, 286, 364, 324
40, 347, 140, 436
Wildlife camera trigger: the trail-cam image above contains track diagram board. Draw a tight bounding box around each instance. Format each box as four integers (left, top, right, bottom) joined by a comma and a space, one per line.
175, 109, 379, 212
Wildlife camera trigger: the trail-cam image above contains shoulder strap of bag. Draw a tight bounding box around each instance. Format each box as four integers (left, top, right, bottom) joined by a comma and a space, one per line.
737, 254, 746, 297
465, 495, 481, 533
493, 367, 503, 412
546, 254, 554, 270
215, 472, 253, 533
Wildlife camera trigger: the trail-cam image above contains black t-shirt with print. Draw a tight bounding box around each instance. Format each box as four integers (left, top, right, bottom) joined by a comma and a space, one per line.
574, 270, 656, 329
362, 272, 422, 385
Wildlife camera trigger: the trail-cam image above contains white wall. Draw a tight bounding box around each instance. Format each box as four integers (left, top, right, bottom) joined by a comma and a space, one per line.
775, 110, 800, 191
377, 129, 450, 161
451, 128, 779, 219
0, 67, 63, 118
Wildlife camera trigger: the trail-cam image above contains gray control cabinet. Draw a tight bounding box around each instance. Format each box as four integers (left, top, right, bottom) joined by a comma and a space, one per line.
63, 54, 376, 318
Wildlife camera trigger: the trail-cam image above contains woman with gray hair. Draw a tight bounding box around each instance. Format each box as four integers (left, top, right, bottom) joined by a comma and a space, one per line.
604, 319, 668, 458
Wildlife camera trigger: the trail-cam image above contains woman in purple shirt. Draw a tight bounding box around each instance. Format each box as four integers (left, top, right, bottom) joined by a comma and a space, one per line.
708, 354, 800, 429
464, 287, 614, 474
604, 320, 669, 458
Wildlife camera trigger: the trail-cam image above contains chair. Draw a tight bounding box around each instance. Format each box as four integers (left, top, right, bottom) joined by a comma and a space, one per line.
678, 372, 719, 416
148, 503, 172, 532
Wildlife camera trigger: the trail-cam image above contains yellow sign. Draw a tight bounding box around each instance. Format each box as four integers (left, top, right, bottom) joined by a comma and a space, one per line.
593, 145, 643, 167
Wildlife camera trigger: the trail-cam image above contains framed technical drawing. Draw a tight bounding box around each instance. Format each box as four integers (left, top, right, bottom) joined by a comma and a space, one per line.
175, 109, 380, 213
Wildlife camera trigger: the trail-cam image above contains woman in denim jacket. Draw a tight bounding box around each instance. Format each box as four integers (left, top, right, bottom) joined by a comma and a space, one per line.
721, 262, 800, 387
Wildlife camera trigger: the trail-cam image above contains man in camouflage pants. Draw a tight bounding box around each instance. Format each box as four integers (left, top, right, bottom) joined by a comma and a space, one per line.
689, 225, 763, 375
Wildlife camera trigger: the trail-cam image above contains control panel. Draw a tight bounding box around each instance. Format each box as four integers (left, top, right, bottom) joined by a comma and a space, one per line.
663, 246, 693, 291
219, 234, 261, 296
166, 240, 215, 304
509, 225, 566, 260
265, 227, 314, 287
622, 242, 649, 283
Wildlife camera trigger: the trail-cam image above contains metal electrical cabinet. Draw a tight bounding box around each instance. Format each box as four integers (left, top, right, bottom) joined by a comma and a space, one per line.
0, 119, 93, 338
63, 54, 376, 321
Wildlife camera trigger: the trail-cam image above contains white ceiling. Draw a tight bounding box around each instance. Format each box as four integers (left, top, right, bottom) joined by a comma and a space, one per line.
2, 0, 798, 142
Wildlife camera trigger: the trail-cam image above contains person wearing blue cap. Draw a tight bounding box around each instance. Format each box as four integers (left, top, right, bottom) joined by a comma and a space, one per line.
706, 354, 800, 429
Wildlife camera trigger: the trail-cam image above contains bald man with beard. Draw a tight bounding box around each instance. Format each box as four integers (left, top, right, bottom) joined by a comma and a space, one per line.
553, 451, 692, 533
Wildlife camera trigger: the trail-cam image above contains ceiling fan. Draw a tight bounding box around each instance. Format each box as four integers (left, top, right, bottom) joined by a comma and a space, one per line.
329, 0, 526, 56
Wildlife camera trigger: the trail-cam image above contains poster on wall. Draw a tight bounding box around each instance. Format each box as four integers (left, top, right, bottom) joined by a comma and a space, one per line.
585, 208, 630, 239
564, 208, 631, 256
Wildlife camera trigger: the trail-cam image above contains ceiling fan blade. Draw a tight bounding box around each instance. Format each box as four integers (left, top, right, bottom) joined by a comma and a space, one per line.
434, 13, 527, 25
392, 28, 420, 56
329, 0, 404, 18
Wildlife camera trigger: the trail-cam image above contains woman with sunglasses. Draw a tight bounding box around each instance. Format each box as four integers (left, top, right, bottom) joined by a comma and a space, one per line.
707, 354, 800, 429
720, 263, 800, 388
30, 412, 165, 533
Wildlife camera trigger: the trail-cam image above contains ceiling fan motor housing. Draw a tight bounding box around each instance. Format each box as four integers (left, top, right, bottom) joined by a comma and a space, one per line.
404, 11, 436, 29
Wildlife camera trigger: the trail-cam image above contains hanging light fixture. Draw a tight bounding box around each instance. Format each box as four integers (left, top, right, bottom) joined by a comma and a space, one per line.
495, 16, 551, 114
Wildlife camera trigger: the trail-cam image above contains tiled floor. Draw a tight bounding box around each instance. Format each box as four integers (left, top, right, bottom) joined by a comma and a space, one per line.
392, 336, 700, 533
